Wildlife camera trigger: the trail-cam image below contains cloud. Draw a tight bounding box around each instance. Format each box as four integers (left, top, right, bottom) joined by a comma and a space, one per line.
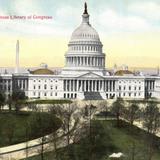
0, 1, 74, 36
0, 1, 158, 36
98, 9, 150, 32
129, 1, 160, 21
0, 6, 8, 15
0, 20, 72, 36
55, 5, 81, 26
12, 0, 43, 15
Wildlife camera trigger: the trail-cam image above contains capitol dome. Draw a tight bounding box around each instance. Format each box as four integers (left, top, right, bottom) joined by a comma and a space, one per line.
70, 3, 100, 43
62, 3, 106, 76
70, 22, 100, 41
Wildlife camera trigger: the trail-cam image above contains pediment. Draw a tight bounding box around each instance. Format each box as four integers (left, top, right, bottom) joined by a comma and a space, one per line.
77, 72, 104, 79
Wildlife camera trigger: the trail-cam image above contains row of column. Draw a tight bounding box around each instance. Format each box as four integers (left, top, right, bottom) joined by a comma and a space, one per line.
146, 80, 155, 90
15, 79, 28, 90
66, 56, 105, 67
0, 79, 12, 91
69, 45, 102, 52
64, 80, 116, 92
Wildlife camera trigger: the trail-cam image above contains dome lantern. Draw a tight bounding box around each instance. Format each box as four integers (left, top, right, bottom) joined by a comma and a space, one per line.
83, 2, 88, 14
82, 2, 90, 25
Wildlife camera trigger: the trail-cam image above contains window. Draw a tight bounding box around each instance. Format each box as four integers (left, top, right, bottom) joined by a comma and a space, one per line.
134, 86, 136, 90
124, 86, 126, 90
44, 84, 47, 89
55, 93, 57, 96
119, 86, 121, 90
55, 86, 57, 90
33, 92, 36, 96
51, 85, 53, 90
123, 93, 125, 96
33, 85, 36, 89
38, 85, 41, 89
129, 86, 131, 90
139, 86, 141, 90
50, 92, 53, 96
134, 93, 136, 97
44, 92, 47, 96
129, 93, 131, 97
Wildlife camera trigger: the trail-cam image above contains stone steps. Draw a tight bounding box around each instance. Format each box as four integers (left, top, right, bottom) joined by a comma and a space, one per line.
84, 92, 103, 100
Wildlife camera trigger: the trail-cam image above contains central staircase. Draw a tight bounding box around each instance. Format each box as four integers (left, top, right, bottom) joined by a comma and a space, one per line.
84, 92, 103, 100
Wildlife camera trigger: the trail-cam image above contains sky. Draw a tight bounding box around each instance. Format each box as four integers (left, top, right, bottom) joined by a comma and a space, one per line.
0, 0, 160, 68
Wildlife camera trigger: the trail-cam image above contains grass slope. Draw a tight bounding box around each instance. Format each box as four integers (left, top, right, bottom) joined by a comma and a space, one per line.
0, 111, 61, 147
25, 120, 160, 160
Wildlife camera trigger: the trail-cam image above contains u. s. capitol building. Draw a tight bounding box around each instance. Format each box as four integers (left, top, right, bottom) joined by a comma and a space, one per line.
1, 3, 160, 100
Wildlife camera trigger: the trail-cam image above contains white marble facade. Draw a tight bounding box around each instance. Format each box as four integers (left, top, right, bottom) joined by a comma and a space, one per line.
0, 3, 160, 100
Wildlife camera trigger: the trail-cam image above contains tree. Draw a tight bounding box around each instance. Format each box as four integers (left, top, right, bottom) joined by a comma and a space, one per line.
81, 103, 99, 160
83, 104, 97, 136
0, 92, 5, 111
27, 102, 38, 111
111, 98, 124, 127
24, 120, 31, 159
12, 90, 27, 113
125, 102, 140, 126
48, 109, 62, 160
29, 112, 48, 160
29, 110, 61, 160
3, 115, 16, 144
97, 101, 108, 119
143, 101, 160, 160
7, 94, 12, 112
52, 103, 80, 146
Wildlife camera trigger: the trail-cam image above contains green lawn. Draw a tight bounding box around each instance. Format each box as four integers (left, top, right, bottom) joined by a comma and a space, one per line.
0, 111, 61, 147
25, 120, 160, 160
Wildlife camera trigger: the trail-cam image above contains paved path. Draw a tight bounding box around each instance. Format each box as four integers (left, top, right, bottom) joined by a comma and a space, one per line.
0, 136, 67, 160
0, 130, 69, 160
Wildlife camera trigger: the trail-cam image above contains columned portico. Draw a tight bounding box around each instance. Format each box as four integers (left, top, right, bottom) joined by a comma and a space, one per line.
63, 78, 117, 93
